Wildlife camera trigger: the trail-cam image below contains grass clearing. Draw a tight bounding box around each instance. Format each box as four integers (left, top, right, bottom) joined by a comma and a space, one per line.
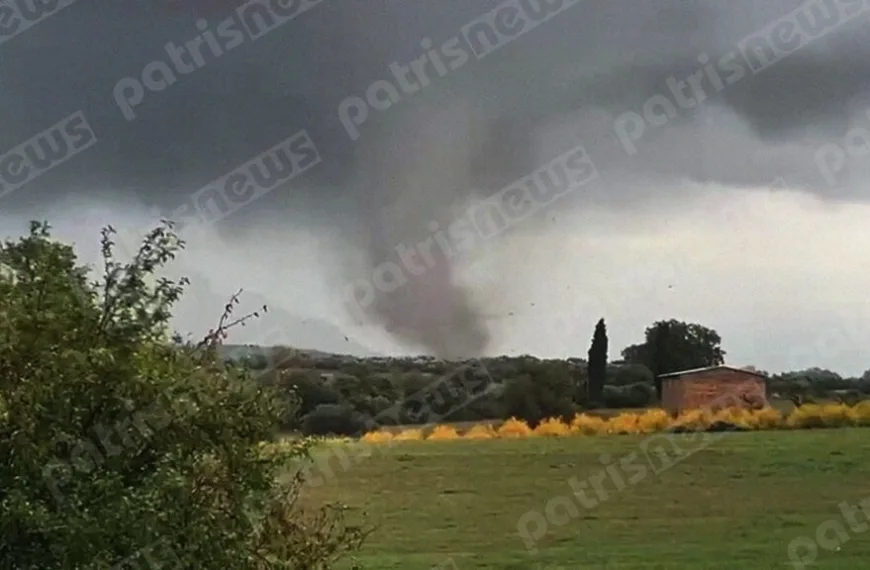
302, 429, 870, 569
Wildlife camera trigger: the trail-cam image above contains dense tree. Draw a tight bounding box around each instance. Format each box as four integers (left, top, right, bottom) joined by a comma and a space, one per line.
621, 319, 726, 398
586, 318, 608, 405
0, 221, 367, 569
608, 363, 654, 386
602, 382, 656, 409
227, 322, 868, 424
503, 368, 575, 426
301, 404, 367, 436
275, 371, 342, 430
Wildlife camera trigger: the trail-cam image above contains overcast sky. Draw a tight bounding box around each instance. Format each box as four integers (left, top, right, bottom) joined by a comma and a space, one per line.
2, 0, 870, 375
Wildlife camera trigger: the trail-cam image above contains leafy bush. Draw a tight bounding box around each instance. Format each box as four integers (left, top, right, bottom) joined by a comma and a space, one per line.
497, 418, 533, 438
301, 404, 368, 437
821, 403, 858, 427
635, 409, 672, 433
427, 425, 460, 440
784, 403, 859, 429
462, 424, 497, 439
0, 222, 367, 570
277, 371, 342, 429
353, 402, 870, 442
753, 407, 784, 429
671, 408, 715, 432
785, 404, 824, 429
393, 428, 424, 441
361, 430, 394, 444
605, 412, 641, 434
854, 401, 870, 426
711, 407, 756, 430
602, 382, 655, 409
503, 371, 575, 426
609, 363, 654, 386
532, 418, 572, 437
571, 413, 607, 435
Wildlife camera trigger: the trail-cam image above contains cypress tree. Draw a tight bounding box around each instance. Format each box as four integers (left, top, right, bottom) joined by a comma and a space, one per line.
587, 318, 608, 404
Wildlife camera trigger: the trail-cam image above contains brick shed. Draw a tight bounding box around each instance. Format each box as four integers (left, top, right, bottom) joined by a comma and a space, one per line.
658, 365, 767, 414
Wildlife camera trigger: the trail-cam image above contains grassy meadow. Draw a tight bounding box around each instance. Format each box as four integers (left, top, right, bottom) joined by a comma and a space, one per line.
300, 429, 870, 569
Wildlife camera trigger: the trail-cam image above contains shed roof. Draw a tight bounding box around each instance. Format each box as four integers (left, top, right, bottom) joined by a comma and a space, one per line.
657, 365, 767, 380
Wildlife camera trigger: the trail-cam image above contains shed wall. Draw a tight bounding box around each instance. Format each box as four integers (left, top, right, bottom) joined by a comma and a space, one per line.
661, 369, 767, 414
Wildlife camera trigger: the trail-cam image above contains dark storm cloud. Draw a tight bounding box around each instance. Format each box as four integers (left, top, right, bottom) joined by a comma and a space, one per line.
2, 0, 869, 355
1, 1, 867, 200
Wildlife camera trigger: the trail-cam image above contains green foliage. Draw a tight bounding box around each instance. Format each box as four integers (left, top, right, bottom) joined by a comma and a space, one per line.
301, 404, 367, 437
586, 318, 608, 403
608, 363, 654, 386
0, 221, 367, 570
276, 371, 342, 429
219, 324, 865, 429
601, 382, 656, 409
503, 369, 575, 426
621, 319, 726, 399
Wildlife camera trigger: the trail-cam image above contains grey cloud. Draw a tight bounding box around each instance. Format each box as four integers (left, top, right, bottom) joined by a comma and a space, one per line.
2, 0, 869, 358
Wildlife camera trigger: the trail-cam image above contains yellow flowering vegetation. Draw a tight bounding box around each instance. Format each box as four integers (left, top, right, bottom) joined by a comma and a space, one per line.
635, 409, 672, 433
855, 401, 870, 427
463, 424, 497, 439
427, 425, 461, 440
785, 403, 865, 429
533, 417, 573, 437
361, 430, 393, 444
393, 428, 425, 441
339, 401, 870, 444
497, 417, 534, 438
571, 413, 607, 435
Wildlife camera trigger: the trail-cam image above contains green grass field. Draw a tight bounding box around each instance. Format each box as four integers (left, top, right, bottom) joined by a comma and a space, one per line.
304, 429, 870, 569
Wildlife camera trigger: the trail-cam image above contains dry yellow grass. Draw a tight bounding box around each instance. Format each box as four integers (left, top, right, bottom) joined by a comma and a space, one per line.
462, 424, 497, 439
606, 412, 643, 435
532, 418, 572, 437
571, 413, 607, 435
426, 425, 460, 441
361, 430, 393, 444
635, 409, 672, 433
752, 406, 783, 429
347, 401, 870, 442
854, 401, 870, 426
672, 408, 714, 431
712, 407, 756, 429
393, 428, 424, 441
785, 402, 868, 429
497, 417, 533, 438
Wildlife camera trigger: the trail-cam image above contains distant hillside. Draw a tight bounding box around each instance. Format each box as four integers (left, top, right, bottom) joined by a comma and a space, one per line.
218, 344, 342, 362
168, 267, 377, 356
218, 344, 592, 379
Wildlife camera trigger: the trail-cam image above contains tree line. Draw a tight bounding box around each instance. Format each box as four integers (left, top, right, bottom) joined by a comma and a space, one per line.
231, 318, 870, 436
